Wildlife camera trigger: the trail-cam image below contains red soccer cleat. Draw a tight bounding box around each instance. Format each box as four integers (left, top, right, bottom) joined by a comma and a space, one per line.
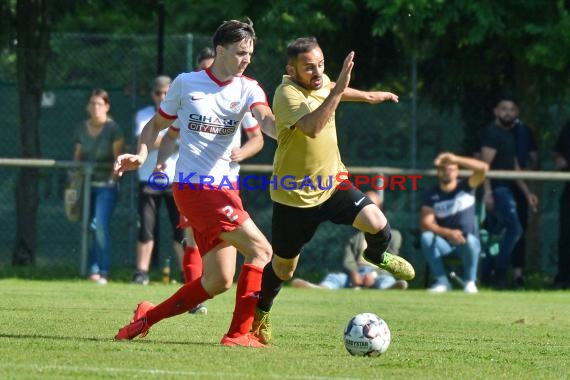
220, 333, 267, 348
114, 301, 155, 340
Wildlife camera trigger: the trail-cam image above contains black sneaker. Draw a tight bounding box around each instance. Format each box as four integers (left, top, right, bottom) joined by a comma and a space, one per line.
131, 271, 149, 285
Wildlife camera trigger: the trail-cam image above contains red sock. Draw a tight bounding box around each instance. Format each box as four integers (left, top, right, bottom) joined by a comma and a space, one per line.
226, 264, 263, 338
183, 246, 202, 283
146, 278, 212, 326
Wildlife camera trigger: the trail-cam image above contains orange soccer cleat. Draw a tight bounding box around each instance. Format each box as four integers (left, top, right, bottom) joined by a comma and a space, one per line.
114, 301, 155, 340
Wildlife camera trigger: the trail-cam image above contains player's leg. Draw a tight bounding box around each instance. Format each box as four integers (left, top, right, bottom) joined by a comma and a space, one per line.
133, 187, 158, 284
327, 187, 415, 280
115, 241, 234, 341
218, 218, 272, 346
254, 203, 319, 344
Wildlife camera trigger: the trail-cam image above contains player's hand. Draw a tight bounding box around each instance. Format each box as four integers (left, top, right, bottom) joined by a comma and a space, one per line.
230, 147, 245, 162
332, 51, 355, 96
114, 154, 144, 176
368, 91, 399, 104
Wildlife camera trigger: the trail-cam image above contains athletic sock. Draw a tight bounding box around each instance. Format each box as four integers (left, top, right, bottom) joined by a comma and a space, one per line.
257, 262, 283, 313
182, 246, 201, 283
146, 278, 212, 326
226, 264, 263, 338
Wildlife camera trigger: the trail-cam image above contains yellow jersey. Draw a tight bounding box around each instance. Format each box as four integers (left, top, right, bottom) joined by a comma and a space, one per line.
270, 74, 347, 207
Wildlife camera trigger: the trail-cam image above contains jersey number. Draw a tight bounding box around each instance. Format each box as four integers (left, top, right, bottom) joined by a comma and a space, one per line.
222, 205, 238, 222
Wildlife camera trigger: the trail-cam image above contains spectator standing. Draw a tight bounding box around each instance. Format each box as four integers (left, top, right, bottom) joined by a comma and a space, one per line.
552, 121, 570, 290
480, 96, 538, 289
131, 76, 184, 285
420, 152, 488, 293
73, 89, 124, 285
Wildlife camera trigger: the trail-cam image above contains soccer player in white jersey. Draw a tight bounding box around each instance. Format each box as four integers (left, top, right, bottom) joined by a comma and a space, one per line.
114, 19, 276, 348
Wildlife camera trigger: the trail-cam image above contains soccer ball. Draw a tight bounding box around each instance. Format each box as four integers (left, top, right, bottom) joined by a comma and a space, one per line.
343, 312, 391, 357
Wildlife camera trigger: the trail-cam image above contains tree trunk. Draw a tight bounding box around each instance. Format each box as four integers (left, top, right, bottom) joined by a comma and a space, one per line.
12, 0, 51, 266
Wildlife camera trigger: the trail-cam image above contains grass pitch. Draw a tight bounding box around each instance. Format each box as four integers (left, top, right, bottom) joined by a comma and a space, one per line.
1, 279, 568, 379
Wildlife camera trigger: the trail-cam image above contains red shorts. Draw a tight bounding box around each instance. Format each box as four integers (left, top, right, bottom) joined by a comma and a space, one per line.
173, 183, 250, 255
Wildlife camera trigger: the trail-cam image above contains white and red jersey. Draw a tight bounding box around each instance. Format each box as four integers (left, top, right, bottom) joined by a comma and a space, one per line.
161, 68, 266, 185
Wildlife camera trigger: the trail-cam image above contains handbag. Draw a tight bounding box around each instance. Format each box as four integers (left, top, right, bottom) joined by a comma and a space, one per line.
64, 169, 83, 222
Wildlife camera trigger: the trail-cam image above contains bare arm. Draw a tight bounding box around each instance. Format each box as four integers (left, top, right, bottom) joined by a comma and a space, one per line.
73, 143, 82, 161
295, 52, 354, 138
251, 104, 276, 140
338, 86, 399, 104
514, 158, 539, 210
156, 128, 179, 171
230, 126, 264, 163
114, 113, 172, 176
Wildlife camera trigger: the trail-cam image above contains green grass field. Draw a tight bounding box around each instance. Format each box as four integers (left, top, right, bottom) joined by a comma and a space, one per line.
1, 279, 568, 379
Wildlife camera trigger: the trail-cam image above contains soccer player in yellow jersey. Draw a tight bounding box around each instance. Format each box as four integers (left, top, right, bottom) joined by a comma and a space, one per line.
252, 37, 415, 344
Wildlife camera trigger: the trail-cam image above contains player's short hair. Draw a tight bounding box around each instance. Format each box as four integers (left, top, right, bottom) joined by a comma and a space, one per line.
153, 75, 171, 90
287, 37, 319, 61
196, 46, 215, 65
212, 18, 256, 48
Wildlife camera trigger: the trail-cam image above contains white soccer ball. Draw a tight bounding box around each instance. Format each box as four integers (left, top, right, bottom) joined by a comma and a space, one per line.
343, 312, 391, 357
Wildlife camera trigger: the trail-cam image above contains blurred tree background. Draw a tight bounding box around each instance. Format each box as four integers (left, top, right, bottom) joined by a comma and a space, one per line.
1, 0, 569, 282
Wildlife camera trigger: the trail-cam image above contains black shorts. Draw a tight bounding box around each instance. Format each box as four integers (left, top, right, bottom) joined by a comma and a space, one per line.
138, 183, 184, 243
271, 185, 373, 259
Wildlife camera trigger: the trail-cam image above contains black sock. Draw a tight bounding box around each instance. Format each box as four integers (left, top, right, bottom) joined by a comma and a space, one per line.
363, 223, 392, 265
257, 262, 284, 312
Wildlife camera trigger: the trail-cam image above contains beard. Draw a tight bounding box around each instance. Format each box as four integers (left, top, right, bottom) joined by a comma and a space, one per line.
498, 116, 517, 128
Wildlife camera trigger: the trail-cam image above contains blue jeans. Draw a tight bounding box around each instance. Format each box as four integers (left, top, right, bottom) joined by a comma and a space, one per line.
485, 186, 523, 274
420, 231, 481, 283
88, 185, 118, 277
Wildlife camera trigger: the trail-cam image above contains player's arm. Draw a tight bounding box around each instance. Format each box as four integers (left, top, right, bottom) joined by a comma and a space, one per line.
420, 206, 465, 245
156, 127, 179, 171
295, 52, 354, 138
114, 113, 172, 176
251, 104, 276, 140
230, 126, 264, 163
335, 86, 399, 104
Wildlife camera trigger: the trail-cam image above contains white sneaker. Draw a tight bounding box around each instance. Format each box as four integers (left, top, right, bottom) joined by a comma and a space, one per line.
96, 277, 108, 285
464, 281, 478, 294
428, 282, 451, 293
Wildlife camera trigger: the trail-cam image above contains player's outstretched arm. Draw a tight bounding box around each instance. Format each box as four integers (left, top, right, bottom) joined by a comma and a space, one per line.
114, 113, 172, 176
340, 88, 399, 104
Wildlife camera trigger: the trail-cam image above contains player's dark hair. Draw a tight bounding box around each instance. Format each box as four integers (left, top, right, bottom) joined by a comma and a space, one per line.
212, 18, 256, 48
287, 37, 319, 60
196, 46, 215, 65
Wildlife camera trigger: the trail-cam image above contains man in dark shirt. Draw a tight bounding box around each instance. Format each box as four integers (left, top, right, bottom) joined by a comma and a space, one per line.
420, 152, 489, 293
552, 121, 570, 289
480, 96, 539, 289
510, 119, 539, 289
